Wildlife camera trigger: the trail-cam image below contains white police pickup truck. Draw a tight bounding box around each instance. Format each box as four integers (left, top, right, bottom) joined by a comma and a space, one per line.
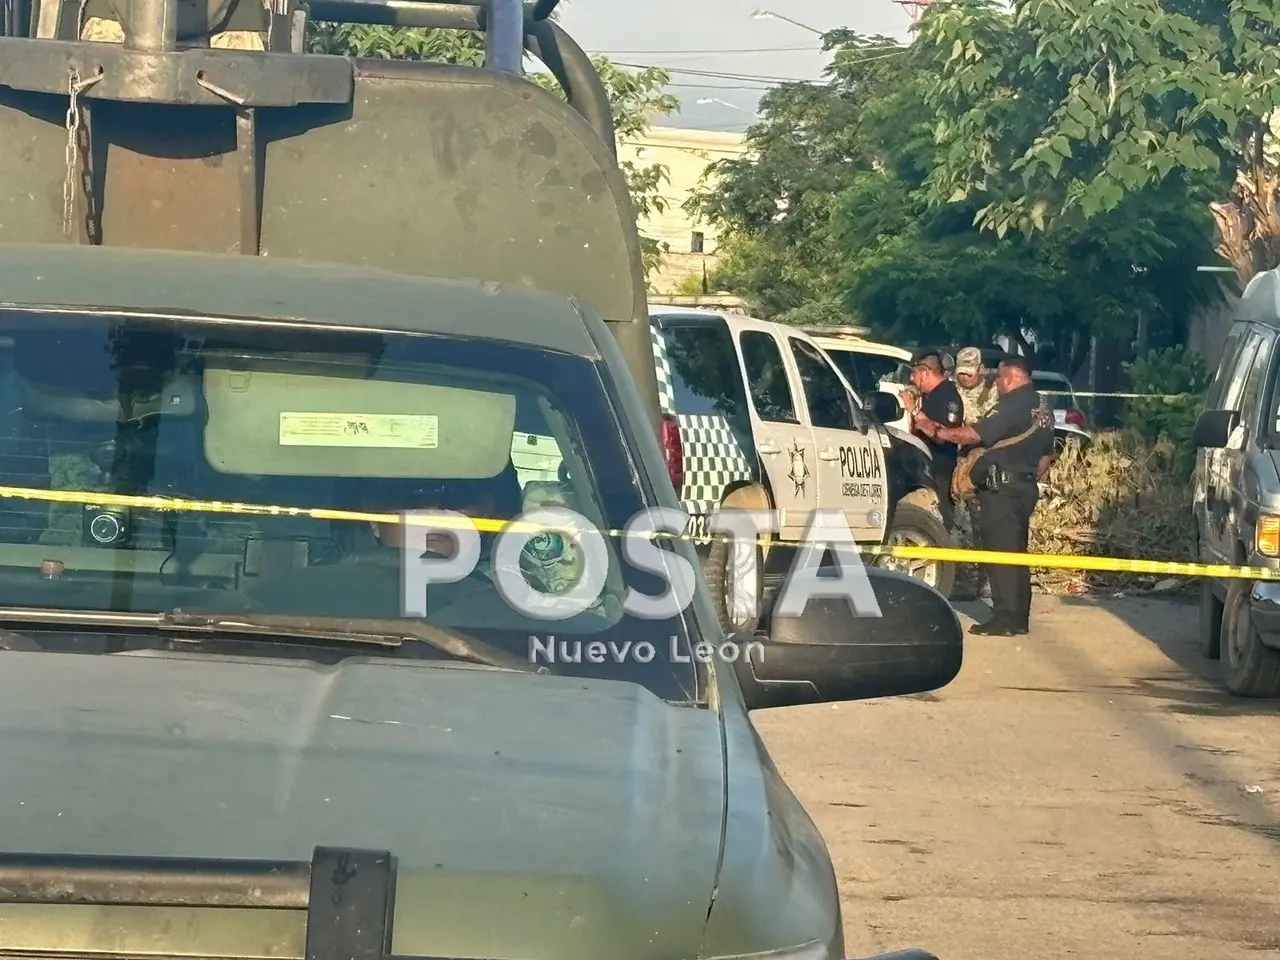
509, 306, 959, 617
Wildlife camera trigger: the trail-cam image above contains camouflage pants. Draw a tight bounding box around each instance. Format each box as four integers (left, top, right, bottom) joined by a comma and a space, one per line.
953, 497, 987, 587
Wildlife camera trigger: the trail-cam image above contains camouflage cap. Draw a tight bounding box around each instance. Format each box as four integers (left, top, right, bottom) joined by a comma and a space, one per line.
954, 347, 984, 375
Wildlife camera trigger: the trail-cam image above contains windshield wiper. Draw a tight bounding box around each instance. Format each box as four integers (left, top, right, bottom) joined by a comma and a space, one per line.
160, 611, 545, 674
0, 607, 544, 674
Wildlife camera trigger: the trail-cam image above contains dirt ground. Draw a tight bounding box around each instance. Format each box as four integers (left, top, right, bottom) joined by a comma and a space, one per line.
752, 593, 1280, 960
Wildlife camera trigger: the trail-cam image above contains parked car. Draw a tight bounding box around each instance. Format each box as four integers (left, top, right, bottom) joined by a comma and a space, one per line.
0, 241, 959, 960
651, 308, 956, 602
1031, 370, 1093, 453
1192, 270, 1280, 698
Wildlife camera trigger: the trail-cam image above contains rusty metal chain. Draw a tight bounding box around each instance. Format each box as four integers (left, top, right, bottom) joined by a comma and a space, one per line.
62, 67, 104, 240
77, 117, 96, 242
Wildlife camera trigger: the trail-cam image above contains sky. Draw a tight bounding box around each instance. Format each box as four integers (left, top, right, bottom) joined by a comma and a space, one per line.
558, 0, 916, 133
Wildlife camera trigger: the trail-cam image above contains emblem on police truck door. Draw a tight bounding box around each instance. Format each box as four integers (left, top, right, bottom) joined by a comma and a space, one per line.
787, 440, 809, 497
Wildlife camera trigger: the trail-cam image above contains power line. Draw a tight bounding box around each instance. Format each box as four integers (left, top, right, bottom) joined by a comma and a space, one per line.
669, 82, 776, 90
616, 62, 822, 84
673, 123, 754, 133
597, 43, 905, 57
594, 45, 818, 55
611, 47, 910, 89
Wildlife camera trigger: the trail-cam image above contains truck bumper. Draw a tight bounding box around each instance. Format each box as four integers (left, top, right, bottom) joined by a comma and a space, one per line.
1249, 582, 1280, 649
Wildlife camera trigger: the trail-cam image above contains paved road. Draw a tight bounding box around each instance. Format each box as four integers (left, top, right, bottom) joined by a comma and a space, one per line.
753, 594, 1280, 960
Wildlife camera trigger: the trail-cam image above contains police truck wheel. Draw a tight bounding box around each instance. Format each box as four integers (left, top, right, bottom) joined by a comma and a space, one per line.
704, 536, 764, 636
875, 502, 956, 600
1198, 578, 1223, 660
701, 484, 773, 637
1221, 580, 1280, 697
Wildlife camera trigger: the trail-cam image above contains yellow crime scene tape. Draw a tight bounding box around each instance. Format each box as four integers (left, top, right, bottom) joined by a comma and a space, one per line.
1036, 390, 1195, 400
858, 543, 1280, 581
4, 484, 1280, 583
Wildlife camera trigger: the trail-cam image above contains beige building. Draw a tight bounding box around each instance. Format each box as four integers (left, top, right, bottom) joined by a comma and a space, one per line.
618, 125, 749, 296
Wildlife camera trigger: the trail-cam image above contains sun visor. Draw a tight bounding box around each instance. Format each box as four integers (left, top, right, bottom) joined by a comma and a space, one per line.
202, 366, 517, 478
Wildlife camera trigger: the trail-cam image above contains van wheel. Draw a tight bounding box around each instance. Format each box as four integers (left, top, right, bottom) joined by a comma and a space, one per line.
1221, 580, 1280, 698
874, 502, 956, 600
704, 534, 764, 636
1198, 578, 1223, 660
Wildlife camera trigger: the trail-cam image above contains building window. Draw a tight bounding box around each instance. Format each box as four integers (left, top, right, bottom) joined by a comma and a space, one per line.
690, 231, 705, 254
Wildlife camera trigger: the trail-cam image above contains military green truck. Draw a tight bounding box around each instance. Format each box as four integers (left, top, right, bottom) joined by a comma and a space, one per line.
0, 0, 662, 431
0, 3, 959, 959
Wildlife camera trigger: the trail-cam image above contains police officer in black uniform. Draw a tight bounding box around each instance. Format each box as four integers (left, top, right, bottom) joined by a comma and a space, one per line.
913, 355, 1054, 636
906, 351, 964, 533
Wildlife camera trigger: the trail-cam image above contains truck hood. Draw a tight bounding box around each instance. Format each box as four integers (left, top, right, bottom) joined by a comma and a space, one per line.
0, 649, 727, 960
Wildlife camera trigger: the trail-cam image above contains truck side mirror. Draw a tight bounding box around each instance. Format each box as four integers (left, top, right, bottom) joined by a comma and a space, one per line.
1192, 409, 1238, 449
864, 391, 903, 425
731, 566, 963, 710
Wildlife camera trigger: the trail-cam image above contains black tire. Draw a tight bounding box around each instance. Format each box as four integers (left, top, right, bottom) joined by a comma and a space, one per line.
876, 501, 956, 600
1220, 580, 1280, 698
703, 534, 765, 636
1199, 578, 1223, 660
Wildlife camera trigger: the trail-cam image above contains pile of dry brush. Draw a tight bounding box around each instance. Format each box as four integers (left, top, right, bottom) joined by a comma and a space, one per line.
955, 431, 1198, 596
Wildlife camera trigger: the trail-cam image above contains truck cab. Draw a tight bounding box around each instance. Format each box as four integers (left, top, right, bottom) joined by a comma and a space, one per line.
0, 0, 664, 438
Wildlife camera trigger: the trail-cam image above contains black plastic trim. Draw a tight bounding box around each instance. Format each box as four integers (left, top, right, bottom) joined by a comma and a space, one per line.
305, 847, 395, 960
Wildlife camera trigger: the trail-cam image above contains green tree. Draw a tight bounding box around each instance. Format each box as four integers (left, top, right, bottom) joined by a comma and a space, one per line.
306, 14, 679, 279
919, 0, 1280, 286
691, 24, 1214, 358
688, 32, 900, 326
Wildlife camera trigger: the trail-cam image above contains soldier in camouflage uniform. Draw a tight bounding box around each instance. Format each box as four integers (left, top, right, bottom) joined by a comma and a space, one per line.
953, 347, 997, 424
950, 346, 995, 600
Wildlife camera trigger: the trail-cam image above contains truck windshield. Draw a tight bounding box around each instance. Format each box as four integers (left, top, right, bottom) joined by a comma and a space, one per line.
825, 350, 902, 396
0, 311, 701, 703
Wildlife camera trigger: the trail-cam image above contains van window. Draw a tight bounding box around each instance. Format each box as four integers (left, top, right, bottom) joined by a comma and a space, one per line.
659, 323, 748, 422
1206, 325, 1246, 410
739, 331, 798, 423
1239, 330, 1275, 433
1223, 330, 1262, 412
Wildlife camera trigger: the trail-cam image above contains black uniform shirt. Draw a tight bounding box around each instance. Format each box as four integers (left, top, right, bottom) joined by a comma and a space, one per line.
974, 382, 1055, 475
920, 378, 964, 469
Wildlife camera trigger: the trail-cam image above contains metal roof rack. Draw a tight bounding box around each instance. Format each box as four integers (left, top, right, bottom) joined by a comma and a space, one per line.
0, 846, 397, 960
0, 0, 613, 151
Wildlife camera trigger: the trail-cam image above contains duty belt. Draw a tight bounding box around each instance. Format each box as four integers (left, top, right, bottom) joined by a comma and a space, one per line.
979, 465, 1037, 489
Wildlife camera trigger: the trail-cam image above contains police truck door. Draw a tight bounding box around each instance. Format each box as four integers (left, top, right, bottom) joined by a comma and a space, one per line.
786, 336, 888, 543
736, 328, 816, 543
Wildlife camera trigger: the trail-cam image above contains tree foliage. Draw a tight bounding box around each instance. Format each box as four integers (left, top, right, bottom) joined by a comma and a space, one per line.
690, 13, 1218, 364
920, 0, 1280, 285
306, 13, 679, 279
